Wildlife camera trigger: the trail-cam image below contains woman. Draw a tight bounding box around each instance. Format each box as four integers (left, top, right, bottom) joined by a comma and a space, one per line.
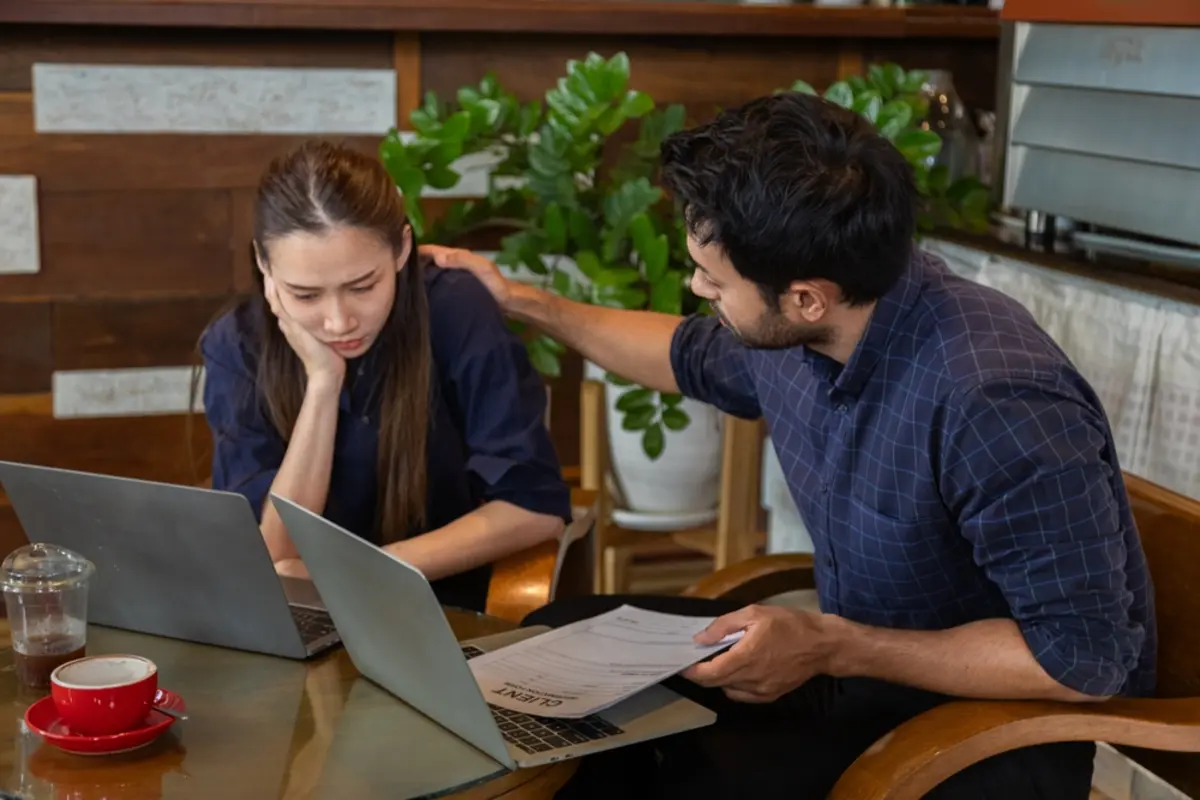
199, 140, 570, 612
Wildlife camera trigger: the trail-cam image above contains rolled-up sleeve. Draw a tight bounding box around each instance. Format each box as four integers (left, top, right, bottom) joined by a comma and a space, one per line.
200, 318, 285, 522
669, 315, 761, 419
939, 376, 1145, 697
431, 272, 572, 523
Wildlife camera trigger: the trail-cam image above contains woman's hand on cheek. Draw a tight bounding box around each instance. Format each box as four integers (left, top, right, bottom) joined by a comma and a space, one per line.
263, 275, 346, 389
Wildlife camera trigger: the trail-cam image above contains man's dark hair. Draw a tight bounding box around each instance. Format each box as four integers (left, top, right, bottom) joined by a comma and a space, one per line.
660, 92, 917, 306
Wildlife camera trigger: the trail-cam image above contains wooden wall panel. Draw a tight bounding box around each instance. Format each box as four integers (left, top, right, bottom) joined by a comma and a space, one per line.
0, 92, 32, 136
422, 33, 843, 115
0, 189, 235, 299
53, 296, 235, 371
0, 411, 212, 484
0, 135, 383, 193
0, 26, 395, 91
0, 499, 24, 558
0, 303, 52, 393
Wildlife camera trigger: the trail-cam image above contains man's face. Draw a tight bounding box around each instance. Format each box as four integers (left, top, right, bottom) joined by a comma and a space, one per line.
686, 235, 833, 350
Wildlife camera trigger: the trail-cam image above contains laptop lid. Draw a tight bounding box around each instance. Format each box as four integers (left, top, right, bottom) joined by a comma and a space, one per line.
0, 461, 308, 659
268, 494, 515, 770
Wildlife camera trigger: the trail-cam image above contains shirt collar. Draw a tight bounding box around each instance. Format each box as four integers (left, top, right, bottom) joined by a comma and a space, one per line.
831, 247, 932, 399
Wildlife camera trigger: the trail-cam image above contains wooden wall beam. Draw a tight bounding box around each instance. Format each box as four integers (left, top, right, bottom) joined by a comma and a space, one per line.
0, 3, 1000, 40
394, 33, 422, 128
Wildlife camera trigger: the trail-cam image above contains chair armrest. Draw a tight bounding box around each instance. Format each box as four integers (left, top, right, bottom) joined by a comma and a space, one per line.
485, 489, 598, 624
681, 553, 816, 605
830, 696, 1200, 800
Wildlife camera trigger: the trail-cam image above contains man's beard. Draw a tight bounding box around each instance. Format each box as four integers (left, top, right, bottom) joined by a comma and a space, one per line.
716, 303, 832, 351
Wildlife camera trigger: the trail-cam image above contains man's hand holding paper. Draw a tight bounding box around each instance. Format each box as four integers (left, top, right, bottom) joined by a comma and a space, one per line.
684, 605, 848, 704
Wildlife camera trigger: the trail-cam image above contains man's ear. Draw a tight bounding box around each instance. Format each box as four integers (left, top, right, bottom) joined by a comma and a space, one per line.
782, 280, 831, 323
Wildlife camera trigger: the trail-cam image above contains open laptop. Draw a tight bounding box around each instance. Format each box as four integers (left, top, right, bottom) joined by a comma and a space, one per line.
0, 461, 339, 660
269, 493, 717, 770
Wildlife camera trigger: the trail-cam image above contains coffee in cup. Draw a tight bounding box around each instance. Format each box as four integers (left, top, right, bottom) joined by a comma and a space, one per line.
51, 654, 158, 736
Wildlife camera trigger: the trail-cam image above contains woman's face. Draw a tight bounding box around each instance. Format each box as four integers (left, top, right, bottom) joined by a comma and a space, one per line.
261, 224, 410, 360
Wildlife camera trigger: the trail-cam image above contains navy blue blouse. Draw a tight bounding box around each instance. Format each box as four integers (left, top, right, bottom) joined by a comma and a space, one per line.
200, 264, 572, 611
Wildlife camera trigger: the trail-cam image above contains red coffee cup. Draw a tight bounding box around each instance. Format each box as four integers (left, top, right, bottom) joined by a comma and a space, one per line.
50, 654, 158, 736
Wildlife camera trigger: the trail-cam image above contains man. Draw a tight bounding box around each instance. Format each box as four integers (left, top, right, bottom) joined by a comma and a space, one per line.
422, 92, 1154, 799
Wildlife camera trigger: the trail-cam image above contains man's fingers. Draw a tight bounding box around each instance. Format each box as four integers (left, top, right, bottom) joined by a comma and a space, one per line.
419, 244, 465, 267
693, 606, 759, 646
682, 647, 752, 687
722, 687, 777, 704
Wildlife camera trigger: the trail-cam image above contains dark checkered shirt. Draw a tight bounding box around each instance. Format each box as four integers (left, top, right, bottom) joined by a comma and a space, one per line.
670, 249, 1155, 697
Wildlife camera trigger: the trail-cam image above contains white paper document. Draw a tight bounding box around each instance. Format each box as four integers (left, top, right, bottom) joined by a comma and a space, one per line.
467, 605, 744, 719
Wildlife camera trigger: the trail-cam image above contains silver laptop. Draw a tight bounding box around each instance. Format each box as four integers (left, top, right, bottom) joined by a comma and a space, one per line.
269, 493, 717, 770
0, 461, 340, 660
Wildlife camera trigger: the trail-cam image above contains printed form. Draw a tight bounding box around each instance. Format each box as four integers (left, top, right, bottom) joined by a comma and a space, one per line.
468, 605, 744, 718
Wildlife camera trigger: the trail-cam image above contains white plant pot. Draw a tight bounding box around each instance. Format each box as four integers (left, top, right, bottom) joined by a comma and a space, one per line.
585, 361, 724, 516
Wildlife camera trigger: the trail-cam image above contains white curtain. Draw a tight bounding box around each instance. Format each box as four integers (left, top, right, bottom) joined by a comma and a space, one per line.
765, 238, 1200, 555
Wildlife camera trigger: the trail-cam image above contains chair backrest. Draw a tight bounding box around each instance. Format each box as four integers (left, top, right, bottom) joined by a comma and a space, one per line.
1124, 472, 1200, 699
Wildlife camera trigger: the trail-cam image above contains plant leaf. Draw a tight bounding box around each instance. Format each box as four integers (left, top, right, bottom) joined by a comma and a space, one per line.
605, 371, 633, 387
424, 164, 461, 190
616, 387, 654, 412
789, 79, 817, 96
574, 250, 604, 281
642, 423, 665, 460
893, 129, 942, 164
543, 202, 568, 252
885, 64, 907, 97
622, 406, 655, 431
594, 286, 648, 309
876, 100, 913, 140
853, 89, 882, 124
592, 267, 642, 287
569, 209, 600, 251
898, 69, 929, 95
619, 90, 655, 119
823, 81, 854, 109
551, 268, 574, 297
649, 270, 683, 314
526, 336, 561, 377
662, 407, 690, 431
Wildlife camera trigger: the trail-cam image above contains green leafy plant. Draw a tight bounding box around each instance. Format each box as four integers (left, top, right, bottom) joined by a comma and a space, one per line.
787, 63, 990, 233
380, 53, 703, 460
379, 56, 990, 460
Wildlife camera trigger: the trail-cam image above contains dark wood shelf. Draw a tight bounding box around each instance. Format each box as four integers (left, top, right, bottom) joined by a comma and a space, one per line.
1, 1, 1001, 38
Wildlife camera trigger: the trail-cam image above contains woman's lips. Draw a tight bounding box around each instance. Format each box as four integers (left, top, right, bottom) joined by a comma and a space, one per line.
330, 338, 364, 353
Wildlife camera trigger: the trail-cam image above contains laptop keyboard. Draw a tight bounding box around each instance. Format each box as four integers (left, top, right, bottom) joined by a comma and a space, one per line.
461, 644, 624, 753
291, 606, 337, 643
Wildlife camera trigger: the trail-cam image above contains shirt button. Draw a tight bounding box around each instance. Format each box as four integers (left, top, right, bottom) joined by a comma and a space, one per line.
825, 555, 834, 569
836, 403, 848, 413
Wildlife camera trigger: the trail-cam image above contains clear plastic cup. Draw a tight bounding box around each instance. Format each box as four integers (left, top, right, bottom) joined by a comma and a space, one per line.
1, 543, 95, 690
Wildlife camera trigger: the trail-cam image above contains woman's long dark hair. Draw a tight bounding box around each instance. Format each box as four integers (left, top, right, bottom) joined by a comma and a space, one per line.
192, 140, 431, 543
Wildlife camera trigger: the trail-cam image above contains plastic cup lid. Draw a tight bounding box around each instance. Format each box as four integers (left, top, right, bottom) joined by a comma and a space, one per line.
0, 543, 95, 594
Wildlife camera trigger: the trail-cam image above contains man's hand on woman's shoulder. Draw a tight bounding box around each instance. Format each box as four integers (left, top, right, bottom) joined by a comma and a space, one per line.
420, 245, 513, 310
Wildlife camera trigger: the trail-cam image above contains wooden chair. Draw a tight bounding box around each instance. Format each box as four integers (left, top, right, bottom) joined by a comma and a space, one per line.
580, 378, 766, 595
484, 487, 597, 624
683, 472, 1200, 799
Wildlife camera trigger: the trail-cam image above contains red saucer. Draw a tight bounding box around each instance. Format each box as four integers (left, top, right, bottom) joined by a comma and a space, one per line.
24, 688, 186, 756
